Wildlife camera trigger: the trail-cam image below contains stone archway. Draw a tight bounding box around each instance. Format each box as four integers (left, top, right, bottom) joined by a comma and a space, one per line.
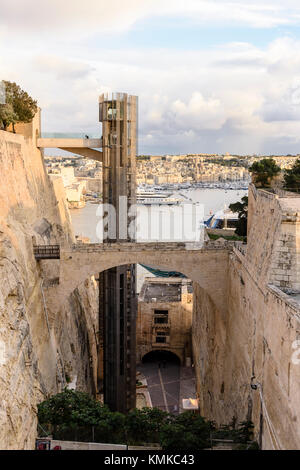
57, 243, 230, 317
41, 242, 229, 416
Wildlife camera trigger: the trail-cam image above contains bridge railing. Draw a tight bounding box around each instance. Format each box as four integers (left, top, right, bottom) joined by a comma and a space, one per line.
33, 245, 60, 260
71, 242, 188, 252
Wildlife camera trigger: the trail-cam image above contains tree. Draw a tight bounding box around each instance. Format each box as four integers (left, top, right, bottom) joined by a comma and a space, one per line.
229, 195, 248, 237
37, 390, 258, 449
0, 81, 37, 132
159, 412, 212, 450
126, 407, 168, 444
37, 389, 110, 427
0, 103, 17, 131
233, 420, 254, 444
249, 158, 281, 188
283, 158, 300, 192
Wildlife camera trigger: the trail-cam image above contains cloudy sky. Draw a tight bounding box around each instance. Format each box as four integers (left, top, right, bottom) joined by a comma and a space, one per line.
2, 0, 300, 154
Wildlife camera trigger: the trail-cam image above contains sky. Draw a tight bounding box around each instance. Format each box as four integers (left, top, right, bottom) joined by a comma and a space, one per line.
2, 0, 300, 155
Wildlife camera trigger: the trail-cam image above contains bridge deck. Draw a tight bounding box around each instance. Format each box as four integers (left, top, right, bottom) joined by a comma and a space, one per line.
33, 241, 235, 259
68, 241, 232, 252
37, 138, 102, 148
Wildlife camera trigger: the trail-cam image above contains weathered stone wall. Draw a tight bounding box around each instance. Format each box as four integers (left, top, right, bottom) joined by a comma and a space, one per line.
0, 124, 99, 449
192, 184, 300, 450
224, 251, 300, 450
192, 282, 227, 419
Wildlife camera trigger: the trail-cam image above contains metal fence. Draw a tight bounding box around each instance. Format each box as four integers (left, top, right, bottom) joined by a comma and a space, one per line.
33, 245, 60, 259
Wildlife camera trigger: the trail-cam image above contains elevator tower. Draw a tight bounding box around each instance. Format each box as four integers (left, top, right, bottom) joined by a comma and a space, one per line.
98, 93, 138, 413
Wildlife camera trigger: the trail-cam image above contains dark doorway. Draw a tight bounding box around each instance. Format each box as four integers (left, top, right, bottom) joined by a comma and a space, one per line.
142, 350, 180, 365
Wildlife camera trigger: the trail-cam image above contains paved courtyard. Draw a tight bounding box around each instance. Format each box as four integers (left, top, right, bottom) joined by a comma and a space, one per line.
137, 355, 196, 414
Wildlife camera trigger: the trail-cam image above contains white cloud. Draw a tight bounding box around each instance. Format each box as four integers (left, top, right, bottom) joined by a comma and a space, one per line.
34, 56, 94, 79
170, 93, 226, 130
1, 0, 300, 35
2, 4, 300, 153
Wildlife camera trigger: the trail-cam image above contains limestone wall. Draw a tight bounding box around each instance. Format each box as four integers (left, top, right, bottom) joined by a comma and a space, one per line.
224, 251, 300, 450
192, 185, 300, 449
0, 126, 99, 449
192, 282, 227, 419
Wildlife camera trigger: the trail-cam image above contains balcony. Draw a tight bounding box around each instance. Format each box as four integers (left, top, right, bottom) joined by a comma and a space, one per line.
152, 315, 170, 330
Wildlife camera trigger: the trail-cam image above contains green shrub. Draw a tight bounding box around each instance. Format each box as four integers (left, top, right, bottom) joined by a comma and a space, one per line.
229, 195, 248, 237
249, 158, 280, 188
283, 158, 300, 192
37, 390, 259, 450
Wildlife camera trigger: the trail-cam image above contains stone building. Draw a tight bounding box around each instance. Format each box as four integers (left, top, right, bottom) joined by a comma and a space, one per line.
136, 277, 193, 364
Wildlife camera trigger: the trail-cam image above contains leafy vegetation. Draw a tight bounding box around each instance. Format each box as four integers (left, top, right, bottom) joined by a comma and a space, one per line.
229, 195, 248, 237
159, 412, 212, 451
38, 390, 211, 448
38, 389, 258, 450
204, 157, 248, 168
0, 81, 37, 131
283, 158, 300, 193
212, 419, 259, 450
249, 158, 281, 188
207, 233, 245, 241
136, 155, 151, 160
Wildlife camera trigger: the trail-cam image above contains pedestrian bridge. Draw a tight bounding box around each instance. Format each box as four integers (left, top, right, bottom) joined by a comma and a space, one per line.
37, 137, 103, 161
37, 241, 232, 316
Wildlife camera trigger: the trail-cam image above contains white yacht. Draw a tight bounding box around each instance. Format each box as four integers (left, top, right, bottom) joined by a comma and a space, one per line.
136, 189, 183, 205
205, 207, 239, 230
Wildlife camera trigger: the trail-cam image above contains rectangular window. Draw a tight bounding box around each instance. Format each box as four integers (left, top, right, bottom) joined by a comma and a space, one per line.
154, 309, 168, 324
156, 331, 167, 343
154, 309, 168, 316
108, 133, 117, 146
156, 336, 166, 343
154, 316, 168, 324
107, 102, 117, 120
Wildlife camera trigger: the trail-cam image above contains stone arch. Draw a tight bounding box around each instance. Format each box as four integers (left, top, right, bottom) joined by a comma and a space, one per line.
57, 245, 229, 317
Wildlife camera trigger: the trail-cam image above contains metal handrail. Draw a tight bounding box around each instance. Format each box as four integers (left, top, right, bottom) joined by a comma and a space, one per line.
33, 245, 60, 259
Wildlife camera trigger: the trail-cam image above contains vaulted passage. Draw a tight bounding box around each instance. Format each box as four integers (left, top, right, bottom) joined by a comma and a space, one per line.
142, 350, 181, 364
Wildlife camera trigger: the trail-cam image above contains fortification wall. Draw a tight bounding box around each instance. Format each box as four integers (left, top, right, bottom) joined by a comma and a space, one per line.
192, 282, 227, 418
0, 125, 99, 449
193, 185, 300, 449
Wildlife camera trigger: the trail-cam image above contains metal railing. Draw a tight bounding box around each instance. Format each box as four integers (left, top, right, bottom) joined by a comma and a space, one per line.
33, 245, 60, 260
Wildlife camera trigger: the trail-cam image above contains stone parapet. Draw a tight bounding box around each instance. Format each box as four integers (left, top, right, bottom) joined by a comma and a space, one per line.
68, 241, 232, 253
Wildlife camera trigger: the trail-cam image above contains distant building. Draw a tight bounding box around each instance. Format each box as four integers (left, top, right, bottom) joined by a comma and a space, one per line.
137, 277, 193, 365
58, 167, 86, 208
